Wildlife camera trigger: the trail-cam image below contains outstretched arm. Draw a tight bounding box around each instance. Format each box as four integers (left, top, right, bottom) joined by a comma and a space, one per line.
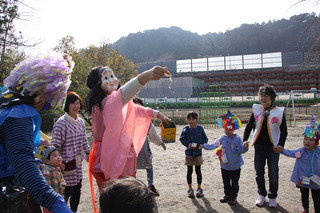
121, 66, 171, 105
1, 117, 72, 213
281, 148, 299, 158
203, 142, 218, 150
137, 66, 171, 85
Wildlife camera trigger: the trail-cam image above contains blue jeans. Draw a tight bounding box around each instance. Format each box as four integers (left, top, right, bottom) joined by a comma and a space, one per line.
254, 144, 279, 199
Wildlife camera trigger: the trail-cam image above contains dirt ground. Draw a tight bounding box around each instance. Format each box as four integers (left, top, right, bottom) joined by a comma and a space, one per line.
76, 122, 317, 213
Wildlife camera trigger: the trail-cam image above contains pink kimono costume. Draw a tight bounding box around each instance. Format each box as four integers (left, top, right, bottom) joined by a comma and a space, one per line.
89, 87, 153, 212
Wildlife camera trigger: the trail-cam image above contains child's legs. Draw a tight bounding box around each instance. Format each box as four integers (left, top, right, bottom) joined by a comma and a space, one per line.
187, 166, 193, 185
146, 168, 154, 187
221, 168, 231, 197
230, 169, 241, 198
311, 188, 320, 212
300, 187, 310, 210
195, 165, 202, 186
194, 155, 203, 187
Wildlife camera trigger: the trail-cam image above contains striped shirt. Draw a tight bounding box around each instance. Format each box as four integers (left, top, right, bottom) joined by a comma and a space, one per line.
0, 116, 60, 210
51, 113, 91, 186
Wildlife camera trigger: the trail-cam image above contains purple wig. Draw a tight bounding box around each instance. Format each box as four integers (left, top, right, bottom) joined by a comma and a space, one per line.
3, 52, 74, 107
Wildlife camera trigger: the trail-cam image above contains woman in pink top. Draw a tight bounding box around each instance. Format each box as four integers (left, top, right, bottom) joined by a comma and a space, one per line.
86, 66, 170, 211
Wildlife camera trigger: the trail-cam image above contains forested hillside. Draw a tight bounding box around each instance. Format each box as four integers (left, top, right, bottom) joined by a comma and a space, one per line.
111, 13, 320, 63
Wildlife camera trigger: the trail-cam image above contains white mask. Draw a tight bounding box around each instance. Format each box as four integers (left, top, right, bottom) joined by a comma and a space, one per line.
100, 67, 119, 94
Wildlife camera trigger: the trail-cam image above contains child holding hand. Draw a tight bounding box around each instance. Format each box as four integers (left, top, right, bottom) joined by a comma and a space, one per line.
41, 146, 66, 213
278, 116, 320, 213
201, 110, 249, 205
180, 111, 208, 198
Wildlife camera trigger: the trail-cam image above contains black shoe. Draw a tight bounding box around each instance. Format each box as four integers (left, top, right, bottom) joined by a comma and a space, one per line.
229, 197, 237, 205
148, 185, 160, 196
220, 196, 230, 203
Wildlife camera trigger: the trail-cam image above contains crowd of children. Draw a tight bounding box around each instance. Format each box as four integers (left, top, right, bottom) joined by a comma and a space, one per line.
1, 53, 319, 213
177, 84, 319, 213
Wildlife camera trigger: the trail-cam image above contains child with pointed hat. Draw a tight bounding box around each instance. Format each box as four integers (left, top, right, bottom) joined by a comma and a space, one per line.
278, 115, 320, 213
201, 109, 249, 205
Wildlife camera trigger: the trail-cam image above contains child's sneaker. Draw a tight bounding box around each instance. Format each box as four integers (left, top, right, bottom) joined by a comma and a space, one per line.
148, 185, 160, 196
187, 189, 195, 198
196, 188, 204, 197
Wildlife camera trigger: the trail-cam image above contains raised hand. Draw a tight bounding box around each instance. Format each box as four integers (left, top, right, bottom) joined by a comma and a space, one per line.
138, 66, 171, 85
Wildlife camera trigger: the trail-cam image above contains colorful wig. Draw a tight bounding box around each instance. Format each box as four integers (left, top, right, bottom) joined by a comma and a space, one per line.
304, 115, 320, 142
1, 52, 74, 108
217, 109, 242, 130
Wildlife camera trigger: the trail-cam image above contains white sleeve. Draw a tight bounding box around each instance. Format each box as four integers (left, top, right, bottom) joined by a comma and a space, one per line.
152, 110, 159, 118
121, 77, 144, 105
148, 123, 163, 146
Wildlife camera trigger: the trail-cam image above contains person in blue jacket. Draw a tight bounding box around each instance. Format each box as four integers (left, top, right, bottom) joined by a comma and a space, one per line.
180, 111, 208, 198
201, 110, 249, 205
278, 116, 320, 213
0, 53, 74, 213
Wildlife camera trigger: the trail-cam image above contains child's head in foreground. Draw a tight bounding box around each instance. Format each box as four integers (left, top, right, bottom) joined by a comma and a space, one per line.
99, 176, 156, 213
304, 115, 320, 150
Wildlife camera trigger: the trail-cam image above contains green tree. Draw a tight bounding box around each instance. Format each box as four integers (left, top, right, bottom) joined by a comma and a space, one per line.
78, 42, 137, 87
53, 35, 77, 55
53, 37, 138, 100
0, 0, 24, 82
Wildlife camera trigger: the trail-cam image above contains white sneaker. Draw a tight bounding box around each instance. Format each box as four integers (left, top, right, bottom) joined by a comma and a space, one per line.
269, 198, 277, 208
255, 195, 266, 206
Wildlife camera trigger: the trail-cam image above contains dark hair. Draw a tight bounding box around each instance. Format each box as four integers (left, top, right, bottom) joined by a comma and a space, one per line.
85, 66, 121, 115
0, 87, 36, 108
187, 111, 198, 119
99, 177, 156, 213
304, 134, 320, 146
133, 97, 144, 106
64, 92, 84, 113
258, 84, 277, 103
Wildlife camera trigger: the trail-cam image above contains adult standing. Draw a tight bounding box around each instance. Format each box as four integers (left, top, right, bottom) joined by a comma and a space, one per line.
51, 92, 91, 213
0, 53, 74, 213
86, 66, 170, 212
243, 84, 287, 208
